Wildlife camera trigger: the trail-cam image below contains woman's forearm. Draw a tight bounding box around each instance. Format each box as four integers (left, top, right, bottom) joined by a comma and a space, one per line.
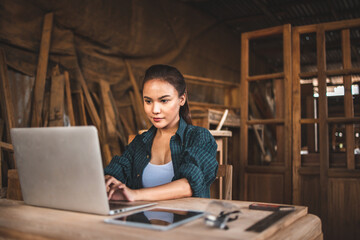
134, 178, 192, 201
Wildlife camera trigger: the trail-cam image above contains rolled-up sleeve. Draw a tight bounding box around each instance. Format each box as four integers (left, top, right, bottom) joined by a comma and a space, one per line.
178, 128, 218, 197
104, 137, 137, 185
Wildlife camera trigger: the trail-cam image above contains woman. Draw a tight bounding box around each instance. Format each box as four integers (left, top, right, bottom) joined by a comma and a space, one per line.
105, 64, 218, 201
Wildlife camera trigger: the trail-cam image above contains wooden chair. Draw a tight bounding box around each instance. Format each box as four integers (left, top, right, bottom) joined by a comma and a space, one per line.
213, 164, 233, 200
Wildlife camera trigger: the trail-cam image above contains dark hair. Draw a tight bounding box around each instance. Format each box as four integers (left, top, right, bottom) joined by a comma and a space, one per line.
142, 64, 192, 125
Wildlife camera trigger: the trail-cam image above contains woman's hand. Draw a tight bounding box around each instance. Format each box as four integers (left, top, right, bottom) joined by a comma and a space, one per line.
108, 182, 138, 202
105, 175, 121, 192
105, 175, 138, 202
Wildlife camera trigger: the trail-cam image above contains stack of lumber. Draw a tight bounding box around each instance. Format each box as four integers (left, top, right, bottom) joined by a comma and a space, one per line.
0, 12, 150, 200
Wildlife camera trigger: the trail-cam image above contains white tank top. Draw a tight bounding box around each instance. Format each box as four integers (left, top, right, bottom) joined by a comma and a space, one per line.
142, 161, 175, 188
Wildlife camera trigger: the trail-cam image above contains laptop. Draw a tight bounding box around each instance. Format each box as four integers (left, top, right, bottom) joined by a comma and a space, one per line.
10, 126, 156, 215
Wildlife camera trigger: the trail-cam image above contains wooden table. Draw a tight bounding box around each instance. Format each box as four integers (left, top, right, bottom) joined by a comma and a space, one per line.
0, 198, 322, 240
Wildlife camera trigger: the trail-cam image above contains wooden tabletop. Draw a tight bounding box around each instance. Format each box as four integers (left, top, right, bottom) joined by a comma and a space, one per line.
0, 198, 322, 240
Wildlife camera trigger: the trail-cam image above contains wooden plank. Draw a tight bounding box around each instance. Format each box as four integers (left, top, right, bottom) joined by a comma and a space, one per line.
0, 49, 16, 171
0, 142, 13, 151
99, 79, 121, 156
316, 26, 329, 234
124, 60, 151, 129
48, 74, 65, 127
298, 167, 320, 175
75, 67, 100, 130
215, 109, 229, 130
6, 169, 22, 200
189, 101, 239, 110
183, 74, 240, 88
209, 130, 232, 137
0, 49, 15, 142
129, 90, 143, 131
247, 72, 284, 82
283, 24, 292, 204
292, 28, 302, 205
108, 89, 127, 146
247, 119, 285, 125
245, 165, 287, 173
31, 13, 53, 127
118, 112, 134, 136
327, 117, 360, 123
341, 29, 355, 170
294, 18, 360, 33
274, 78, 285, 164
42, 92, 50, 127
240, 33, 249, 200
300, 118, 320, 124
328, 169, 360, 178
299, 68, 360, 79
72, 89, 87, 126
244, 25, 284, 39
64, 71, 76, 126
100, 142, 112, 167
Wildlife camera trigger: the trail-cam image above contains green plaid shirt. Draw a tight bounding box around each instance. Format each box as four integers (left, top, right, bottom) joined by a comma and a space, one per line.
104, 117, 218, 198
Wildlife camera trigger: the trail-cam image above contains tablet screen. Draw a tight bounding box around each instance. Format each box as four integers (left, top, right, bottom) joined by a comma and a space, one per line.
105, 207, 204, 230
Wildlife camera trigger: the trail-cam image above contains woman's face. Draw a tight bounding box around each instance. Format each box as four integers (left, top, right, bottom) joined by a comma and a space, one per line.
143, 78, 185, 130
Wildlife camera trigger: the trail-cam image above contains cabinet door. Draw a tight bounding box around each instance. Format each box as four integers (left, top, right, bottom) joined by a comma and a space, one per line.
292, 19, 360, 240
240, 24, 292, 204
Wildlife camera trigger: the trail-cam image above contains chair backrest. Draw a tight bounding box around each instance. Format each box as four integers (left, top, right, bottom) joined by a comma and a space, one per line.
215, 164, 233, 200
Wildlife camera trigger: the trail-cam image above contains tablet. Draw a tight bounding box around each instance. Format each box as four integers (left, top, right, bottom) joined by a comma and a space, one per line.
104, 207, 204, 231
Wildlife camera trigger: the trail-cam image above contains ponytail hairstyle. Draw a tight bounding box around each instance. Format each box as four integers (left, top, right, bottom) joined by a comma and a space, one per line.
142, 64, 192, 125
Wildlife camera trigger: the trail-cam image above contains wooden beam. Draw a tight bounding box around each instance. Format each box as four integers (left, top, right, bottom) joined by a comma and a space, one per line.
342, 29, 355, 170
327, 117, 360, 123
42, 92, 50, 127
0, 141, 13, 151
299, 68, 360, 78
124, 60, 151, 129
189, 101, 239, 110
6, 169, 22, 200
64, 71, 75, 126
75, 68, 101, 130
292, 27, 302, 205
118, 113, 134, 137
183, 74, 239, 88
247, 72, 284, 82
240, 33, 249, 200
31, 12, 53, 127
128, 90, 142, 131
48, 74, 65, 126
0, 49, 16, 171
247, 118, 285, 125
283, 24, 293, 204
73, 90, 87, 126
108, 86, 127, 146
317, 26, 329, 233
99, 79, 121, 156
0, 49, 15, 142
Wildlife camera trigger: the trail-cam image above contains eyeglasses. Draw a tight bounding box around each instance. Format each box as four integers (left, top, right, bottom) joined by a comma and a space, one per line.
203, 201, 241, 230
